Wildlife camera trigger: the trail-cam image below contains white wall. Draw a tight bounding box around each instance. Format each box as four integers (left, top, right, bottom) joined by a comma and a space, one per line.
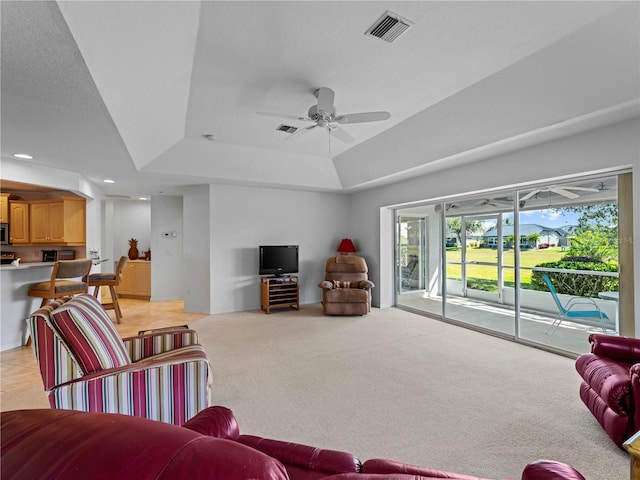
349, 119, 639, 327
112, 201, 151, 258
183, 185, 213, 313
206, 184, 350, 314
151, 195, 183, 301
101, 198, 150, 275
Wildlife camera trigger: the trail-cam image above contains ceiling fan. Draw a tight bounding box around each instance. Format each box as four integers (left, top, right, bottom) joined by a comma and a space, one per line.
257, 87, 390, 144
520, 185, 599, 201
473, 198, 513, 208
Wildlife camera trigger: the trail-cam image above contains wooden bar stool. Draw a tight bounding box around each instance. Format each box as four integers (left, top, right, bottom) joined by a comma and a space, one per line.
27, 259, 93, 307
87, 256, 128, 323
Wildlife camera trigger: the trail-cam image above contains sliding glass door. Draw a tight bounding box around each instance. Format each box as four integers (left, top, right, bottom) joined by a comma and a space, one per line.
394, 173, 623, 355
395, 206, 442, 317
516, 176, 620, 352
443, 205, 516, 335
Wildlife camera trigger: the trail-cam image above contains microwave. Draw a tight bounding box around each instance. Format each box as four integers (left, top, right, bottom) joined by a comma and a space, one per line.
0, 223, 8, 245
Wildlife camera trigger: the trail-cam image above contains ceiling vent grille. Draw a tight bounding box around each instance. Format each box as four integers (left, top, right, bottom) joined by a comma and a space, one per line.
365, 11, 412, 43
104, 194, 131, 199
277, 124, 298, 134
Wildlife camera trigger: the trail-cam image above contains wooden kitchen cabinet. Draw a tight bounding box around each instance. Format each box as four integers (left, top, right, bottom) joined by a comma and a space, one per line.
0, 194, 10, 223
118, 260, 151, 300
9, 201, 30, 244
29, 197, 86, 245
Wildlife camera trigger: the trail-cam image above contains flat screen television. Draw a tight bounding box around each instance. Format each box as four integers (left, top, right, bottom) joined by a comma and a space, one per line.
259, 245, 299, 276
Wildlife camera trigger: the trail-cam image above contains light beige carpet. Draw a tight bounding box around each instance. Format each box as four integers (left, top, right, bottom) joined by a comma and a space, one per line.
192, 304, 626, 480
1, 304, 627, 479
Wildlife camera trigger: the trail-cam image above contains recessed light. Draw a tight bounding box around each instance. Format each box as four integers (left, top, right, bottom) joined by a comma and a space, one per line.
13, 153, 33, 159
138, 197, 148, 201
103, 179, 115, 184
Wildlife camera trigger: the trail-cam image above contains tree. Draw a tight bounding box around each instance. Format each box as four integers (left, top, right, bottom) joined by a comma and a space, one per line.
505, 234, 515, 248
555, 203, 618, 257
446, 218, 485, 246
557, 203, 617, 230
526, 233, 540, 247
564, 230, 617, 262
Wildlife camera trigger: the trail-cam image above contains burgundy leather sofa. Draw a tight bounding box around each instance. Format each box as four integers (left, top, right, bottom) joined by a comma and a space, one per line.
1, 406, 585, 480
575, 333, 640, 448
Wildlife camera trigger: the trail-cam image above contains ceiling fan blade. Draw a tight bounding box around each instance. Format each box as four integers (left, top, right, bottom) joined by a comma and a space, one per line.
316, 87, 335, 115
474, 198, 512, 208
563, 186, 600, 193
328, 125, 355, 144
551, 187, 580, 199
334, 111, 391, 124
284, 124, 317, 141
257, 111, 308, 121
520, 190, 540, 201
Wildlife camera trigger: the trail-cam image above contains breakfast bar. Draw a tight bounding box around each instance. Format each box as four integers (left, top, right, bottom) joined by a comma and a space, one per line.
1, 262, 54, 351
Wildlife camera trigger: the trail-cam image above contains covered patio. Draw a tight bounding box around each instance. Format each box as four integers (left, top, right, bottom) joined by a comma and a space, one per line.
397, 290, 618, 356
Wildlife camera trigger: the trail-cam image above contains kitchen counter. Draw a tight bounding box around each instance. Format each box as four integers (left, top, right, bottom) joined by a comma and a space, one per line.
0, 262, 57, 271
1, 263, 56, 351
1, 261, 107, 351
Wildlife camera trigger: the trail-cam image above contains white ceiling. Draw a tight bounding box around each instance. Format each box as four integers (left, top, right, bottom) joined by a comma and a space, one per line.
1, 1, 639, 199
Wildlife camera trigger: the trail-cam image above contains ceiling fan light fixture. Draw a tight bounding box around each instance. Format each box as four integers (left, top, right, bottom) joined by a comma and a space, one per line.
365, 11, 413, 43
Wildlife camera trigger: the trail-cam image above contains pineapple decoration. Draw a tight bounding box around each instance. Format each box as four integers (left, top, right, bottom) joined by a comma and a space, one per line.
128, 238, 139, 260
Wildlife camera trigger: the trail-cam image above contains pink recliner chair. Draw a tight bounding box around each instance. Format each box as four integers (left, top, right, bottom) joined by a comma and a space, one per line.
318, 255, 374, 315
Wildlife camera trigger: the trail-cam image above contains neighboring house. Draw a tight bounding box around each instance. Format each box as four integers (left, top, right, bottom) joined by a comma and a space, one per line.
467, 234, 484, 246
482, 224, 569, 249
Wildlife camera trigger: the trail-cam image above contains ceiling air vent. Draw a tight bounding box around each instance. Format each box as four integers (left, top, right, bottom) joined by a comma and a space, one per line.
365, 11, 412, 43
104, 194, 131, 199
277, 124, 298, 134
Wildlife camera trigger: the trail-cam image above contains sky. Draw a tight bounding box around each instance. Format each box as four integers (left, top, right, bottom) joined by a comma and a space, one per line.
478, 209, 581, 231
519, 209, 580, 228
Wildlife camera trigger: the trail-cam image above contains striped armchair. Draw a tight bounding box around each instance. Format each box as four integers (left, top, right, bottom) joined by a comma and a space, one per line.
29, 294, 212, 425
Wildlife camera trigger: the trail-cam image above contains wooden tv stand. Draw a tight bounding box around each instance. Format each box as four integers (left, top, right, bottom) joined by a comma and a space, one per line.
261, 275, 299, 314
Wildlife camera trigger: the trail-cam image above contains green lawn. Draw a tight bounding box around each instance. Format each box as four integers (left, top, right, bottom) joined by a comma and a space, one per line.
446, 246, 565, 289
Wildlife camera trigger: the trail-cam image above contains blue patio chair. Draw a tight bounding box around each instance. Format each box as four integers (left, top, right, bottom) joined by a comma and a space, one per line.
542, 273, 611, 334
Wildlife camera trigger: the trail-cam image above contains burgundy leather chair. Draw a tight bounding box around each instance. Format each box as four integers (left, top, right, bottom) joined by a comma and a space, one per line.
575, 333, 640, 448
1, 406, 587, 480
